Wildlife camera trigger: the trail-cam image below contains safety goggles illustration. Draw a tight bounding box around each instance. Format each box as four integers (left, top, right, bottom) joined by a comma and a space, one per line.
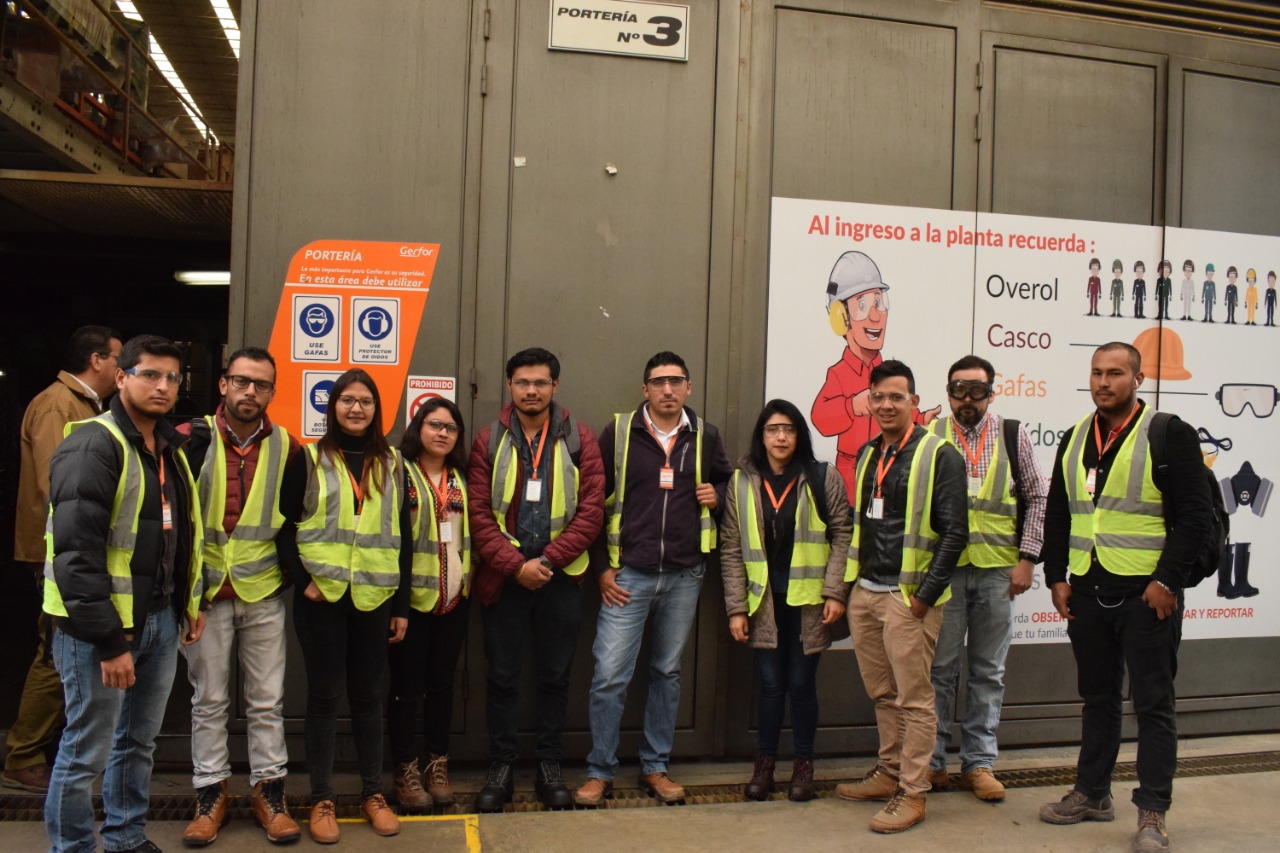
1216, 384, 1280, 418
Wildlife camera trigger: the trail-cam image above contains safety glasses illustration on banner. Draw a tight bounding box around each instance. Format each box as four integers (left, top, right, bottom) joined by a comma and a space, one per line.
1216, 384, 1280, 418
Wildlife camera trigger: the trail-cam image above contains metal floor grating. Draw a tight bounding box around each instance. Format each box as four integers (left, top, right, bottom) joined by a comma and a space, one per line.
3, 750, 1278, 820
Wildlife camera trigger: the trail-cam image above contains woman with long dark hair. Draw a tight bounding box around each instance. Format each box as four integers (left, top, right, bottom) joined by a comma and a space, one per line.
388, 398, 472, 811
720, 399, 852, 801
277, 368, 411, 843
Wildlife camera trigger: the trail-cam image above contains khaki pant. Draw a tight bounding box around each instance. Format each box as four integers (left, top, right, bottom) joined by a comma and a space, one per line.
5, 576, 65, 771
849, 585, 943, 797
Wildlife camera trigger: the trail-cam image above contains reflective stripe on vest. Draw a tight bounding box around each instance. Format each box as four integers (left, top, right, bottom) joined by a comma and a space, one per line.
197, 416, 289, 602
44, 413, 204, 625
605, 411, 715, 569
1063, 407, 1165, 576
490, 424, 588, 575
296, 444, 403, 610
733, 469, 829, 616
929, 418, 1018, 567
405, 462, 471, 613
844, 432, 952, 605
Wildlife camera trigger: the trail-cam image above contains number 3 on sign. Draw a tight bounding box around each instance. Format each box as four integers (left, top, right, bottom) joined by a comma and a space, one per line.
645, 15, 681, 47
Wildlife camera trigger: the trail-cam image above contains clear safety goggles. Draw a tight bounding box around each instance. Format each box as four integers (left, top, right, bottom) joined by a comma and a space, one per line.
1216, 383, 1280, 418
844, 289, 889, 322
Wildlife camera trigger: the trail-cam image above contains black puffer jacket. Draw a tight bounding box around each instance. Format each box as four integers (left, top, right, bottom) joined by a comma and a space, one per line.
48, 395, 197, 659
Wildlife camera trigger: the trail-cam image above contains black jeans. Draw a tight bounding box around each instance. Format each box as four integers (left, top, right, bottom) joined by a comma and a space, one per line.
482, 571, 583, 763
1067, 590, 1182, 812
755, 599, 821, 759
387, 598, 471, 763
293, 588, 392, 801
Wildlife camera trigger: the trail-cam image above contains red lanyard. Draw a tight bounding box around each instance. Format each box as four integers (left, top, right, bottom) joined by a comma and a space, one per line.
527, 419, 550, 481
874, 430, 913, 498
951, 418, 990, 475
1092, 403, 1140, 459
763, 477, 797, 512
645, 417, 681, 463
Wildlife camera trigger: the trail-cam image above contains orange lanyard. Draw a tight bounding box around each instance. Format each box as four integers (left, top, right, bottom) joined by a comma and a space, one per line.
347, 459, 370, 514
874, 430, 913, 498
1092, 403, 1140, 460
422, 463, 450, 521
763, 477, 797, 512
951, 418, 990, 475
527, 419, 550, 481
157, 452, 168, 500
645, 418, 681, 463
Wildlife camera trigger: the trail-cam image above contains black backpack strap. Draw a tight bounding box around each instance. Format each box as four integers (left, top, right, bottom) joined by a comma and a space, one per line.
486, 419, 506, 467
563, 412, 581, 465
1002, 417, 1026, 548
1149, 410, 1175, 526
804, 461, 833, 541
699, 420, 720, 484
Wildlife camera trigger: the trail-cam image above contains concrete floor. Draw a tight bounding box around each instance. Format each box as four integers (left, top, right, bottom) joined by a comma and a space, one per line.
5, 733, 1276, 851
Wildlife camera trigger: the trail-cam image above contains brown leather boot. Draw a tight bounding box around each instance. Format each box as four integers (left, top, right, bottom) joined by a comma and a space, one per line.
424, 754, 455, 806
392, 759, 429, 812
182, 780, 228, 847
744, 755, 776, 801
308, 799, 339, 844
361, 793, 400, 837
788, 758, 817, 802
251, 778, 301, 844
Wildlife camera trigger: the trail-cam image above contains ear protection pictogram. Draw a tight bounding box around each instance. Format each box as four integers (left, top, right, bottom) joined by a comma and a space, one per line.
828, 300, 850, 336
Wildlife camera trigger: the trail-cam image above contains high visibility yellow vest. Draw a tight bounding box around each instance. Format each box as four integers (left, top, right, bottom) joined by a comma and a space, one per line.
405, 461, 471, 613
605, 411, 716, 569
490, 422, 589, 576
845, 432, 952, 605
732, 469, 830, 616
296, 444, 404, 610
43, 413, 204, 625
930, 417, 1019, 568
1063, 407, 1164, 576
197, 416, 289, 602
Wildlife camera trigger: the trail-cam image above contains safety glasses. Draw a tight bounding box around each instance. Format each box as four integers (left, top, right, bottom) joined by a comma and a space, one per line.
1216, 383, 1280, 418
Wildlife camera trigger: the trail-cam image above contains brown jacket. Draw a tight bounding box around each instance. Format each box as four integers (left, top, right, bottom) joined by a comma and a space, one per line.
14, 372, 101, 563
720, 460, 853, 654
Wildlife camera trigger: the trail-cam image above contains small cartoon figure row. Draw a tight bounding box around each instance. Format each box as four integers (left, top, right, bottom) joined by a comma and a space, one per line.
1088, 257, 1278, 326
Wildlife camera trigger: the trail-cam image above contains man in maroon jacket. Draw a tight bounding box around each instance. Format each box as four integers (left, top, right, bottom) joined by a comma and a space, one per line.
467, 348, 605, 812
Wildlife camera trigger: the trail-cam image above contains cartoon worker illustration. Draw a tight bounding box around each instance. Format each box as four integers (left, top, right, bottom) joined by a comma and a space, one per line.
1245, 269, 1259, 326
1224, 266, 1239, 325
1180, 259, 1196, 321
1110, 259, 1124, 317
1132, 260, 1147, 319
1203, 262, 1217, 323
1266, 271, 1276, 327
1086, 257, 1102, 316
1156, 260, 1173, 320
811, 250, 940, 496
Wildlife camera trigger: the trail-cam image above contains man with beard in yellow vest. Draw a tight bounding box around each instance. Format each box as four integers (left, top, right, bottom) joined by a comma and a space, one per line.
1039, 342, 1210, 853
176, 347, 302, 846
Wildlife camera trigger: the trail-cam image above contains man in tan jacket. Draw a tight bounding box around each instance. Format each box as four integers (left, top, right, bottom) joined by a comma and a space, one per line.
3, 326, 121, 793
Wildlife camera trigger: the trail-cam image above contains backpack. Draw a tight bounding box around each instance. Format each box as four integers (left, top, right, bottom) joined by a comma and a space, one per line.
1002, 418, 1026, 548
1148, 411, 1229, 588
802, 461, 835, 542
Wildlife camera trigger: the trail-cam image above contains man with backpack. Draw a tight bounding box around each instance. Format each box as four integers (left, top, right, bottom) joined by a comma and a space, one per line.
1039, 342, 1213, 853
927, 356, 1047, 802
574, 352, 733, 807
467, 348, 605, 812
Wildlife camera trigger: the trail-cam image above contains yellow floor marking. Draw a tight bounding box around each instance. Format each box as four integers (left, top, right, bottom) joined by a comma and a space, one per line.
329, 813, 482, 851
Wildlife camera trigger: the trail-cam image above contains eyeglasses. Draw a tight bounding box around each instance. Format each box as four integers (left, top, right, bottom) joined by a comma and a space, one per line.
1216, 383, 1279, 418
125, 368, 182, 386
764, 424, 797, 436
946, 380, 993, 401
645, 376, 688, 390
425, 418, 460, 435
869, 391, 911, 405
225, 374, 276, 393
844, 290, 889, 322
511, 379, 553, 390
336, 395, 375, 409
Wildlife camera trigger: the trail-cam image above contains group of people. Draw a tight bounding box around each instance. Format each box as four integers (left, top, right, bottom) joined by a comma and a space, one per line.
10, 327, 1205, 853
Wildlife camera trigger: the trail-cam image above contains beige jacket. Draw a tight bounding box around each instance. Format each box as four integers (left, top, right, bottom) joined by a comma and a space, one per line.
14, 372, 101, 563
721, 460, 853, 654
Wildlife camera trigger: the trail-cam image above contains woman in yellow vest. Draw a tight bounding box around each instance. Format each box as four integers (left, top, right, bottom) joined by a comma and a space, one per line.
721, 400, 852, 802
388, 398, 472, 812
277, 369, 411, 843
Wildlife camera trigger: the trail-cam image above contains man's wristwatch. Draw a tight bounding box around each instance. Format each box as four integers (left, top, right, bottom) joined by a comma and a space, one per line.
539, 555, 554, 570
1153, 579, 1176, 594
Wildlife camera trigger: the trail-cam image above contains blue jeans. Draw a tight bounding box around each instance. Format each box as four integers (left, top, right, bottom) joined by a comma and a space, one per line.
930, 565, 1012, 774
586, 563, 704, 780
45, 609, 179, 853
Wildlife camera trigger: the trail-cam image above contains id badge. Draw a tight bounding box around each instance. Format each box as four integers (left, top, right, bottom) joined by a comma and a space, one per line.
659, 466, 675, 490
438, 521, 454, 543
525, 479, 544, 502
161, 499, 173, 531
1085, 467, 1098, 495
968, 476, 982, 496
867, 497, 884, 520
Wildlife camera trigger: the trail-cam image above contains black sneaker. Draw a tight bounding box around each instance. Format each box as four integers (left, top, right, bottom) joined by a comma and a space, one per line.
474, 762, 514, 813
1039, 789, 1115, 824
535, 760, 573, 809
